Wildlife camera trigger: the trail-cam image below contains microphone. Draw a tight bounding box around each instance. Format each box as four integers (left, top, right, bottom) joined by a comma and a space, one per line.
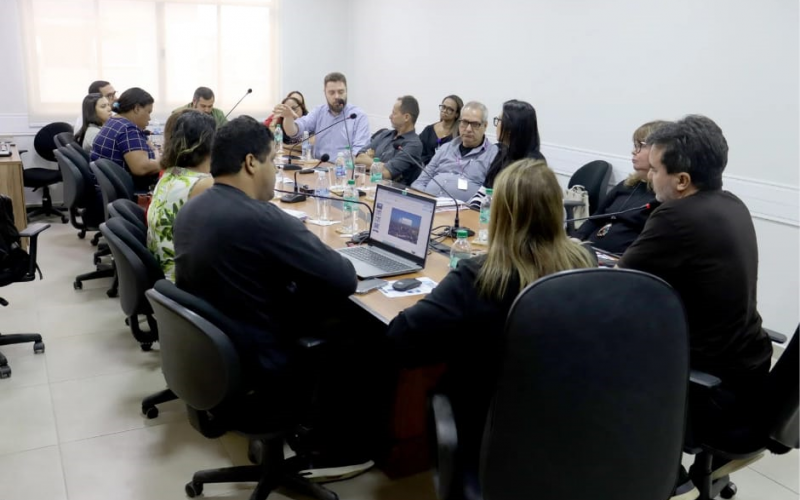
275, 187, 374, 221
394, 144, 475, 238
280, 170, 308, 203
299, 154, 330, 174
564, 203, 652, 223
225, 88, 252, 119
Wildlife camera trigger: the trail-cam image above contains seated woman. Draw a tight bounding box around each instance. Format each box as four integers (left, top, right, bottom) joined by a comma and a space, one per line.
571, 120, 665, 254
419, 95, 463, 165
386, 158, 595, 478
146, 110, 215, 281
468, 99, 544, 209
90, 87, 160, 192
263, 92, 308, 130
75, 93, 112, 151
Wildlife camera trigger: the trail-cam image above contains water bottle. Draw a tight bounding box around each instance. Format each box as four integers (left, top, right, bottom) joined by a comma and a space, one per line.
301, 131, 312, 161
274, 124, 284, 154
344, 145, 355, 177
334, 152, 347, 189
341, 179, 359, 233
315, 169, 331, 221
449, 230, 472, 270
369, 157, 384, 194
477, 188, 493, 244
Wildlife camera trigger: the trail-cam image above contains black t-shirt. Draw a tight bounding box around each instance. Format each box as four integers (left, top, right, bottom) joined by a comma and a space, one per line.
618, 190, 772, 378
571, 180, 658, 254
173, 184, 357, 376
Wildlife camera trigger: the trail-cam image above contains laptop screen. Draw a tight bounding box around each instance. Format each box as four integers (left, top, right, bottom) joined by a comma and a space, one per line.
369, 186, 436, 260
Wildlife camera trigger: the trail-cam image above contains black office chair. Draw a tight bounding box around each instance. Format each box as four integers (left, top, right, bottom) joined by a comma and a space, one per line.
91, 159, 136, 222
19, 122, 71, 223
99, 217, 161, 351
145, 280, 339, 500
568, 160, 612, 215
686, 327, 799, 500
429, 268, 690, 500
0, 195, 49, 379
53, 131, 75, 149
108, 199, 146, 231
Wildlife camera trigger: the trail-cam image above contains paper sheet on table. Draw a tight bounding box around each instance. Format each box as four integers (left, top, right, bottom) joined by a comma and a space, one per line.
378, 277, 438, 298
307, 219, 339, 227
281, 208, 308, 221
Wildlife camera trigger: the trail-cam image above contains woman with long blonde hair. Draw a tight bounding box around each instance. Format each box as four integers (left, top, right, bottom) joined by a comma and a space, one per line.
387, 158, 594, 477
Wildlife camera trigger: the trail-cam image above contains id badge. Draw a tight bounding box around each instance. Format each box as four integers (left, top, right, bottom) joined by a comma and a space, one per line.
457, 178, 469, 191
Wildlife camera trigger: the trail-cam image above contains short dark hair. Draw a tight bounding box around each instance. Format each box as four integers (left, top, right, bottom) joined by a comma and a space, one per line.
193, 87, 215, 102
324, 72, 347, 87
160, 110, 216, 170
210, 116, 273, 177
88, 80, 110, 94
646, 115, 728, 191
397, 95, 420, 124
112, 87, 154, 113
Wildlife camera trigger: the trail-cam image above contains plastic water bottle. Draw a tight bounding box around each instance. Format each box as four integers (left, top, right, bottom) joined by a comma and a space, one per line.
341, 179, 359, 233
369, 157, 385, 193
301, 131, 312, 161
334, 152, 347, 189
449, 230, 472, 270
315, 169, 331, 221
477, 188, 493, 244
274, 124, 284, 154
344, 145, 355, 178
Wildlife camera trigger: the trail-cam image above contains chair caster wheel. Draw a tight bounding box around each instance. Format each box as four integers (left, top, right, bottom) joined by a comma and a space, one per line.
721, 482, 737, 499
185, 481, 203, 498
140, 343, 153, 352
61, 216, 68, 224
106, 288, 117, 298
74, 281, 83, 290
33, 341, 45, 354
78, 230, 86, 239
143, 405, 159, 419
93, 256, 102, 266
0, 366, 10, 379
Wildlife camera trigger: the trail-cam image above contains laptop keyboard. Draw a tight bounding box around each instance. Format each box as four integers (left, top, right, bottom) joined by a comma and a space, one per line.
341, 246, 411, 273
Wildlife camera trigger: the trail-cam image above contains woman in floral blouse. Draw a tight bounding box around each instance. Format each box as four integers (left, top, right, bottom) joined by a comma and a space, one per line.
146, 110, 215, 281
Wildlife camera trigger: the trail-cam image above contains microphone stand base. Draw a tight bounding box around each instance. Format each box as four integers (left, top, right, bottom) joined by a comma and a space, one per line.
280, 193, 307, 203
444, 226, 475, 238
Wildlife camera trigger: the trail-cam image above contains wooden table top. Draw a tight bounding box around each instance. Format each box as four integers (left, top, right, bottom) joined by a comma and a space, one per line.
270, 165, 482, 324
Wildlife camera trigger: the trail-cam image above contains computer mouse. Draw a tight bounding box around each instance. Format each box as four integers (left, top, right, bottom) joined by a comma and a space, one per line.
392, 278, 421, 291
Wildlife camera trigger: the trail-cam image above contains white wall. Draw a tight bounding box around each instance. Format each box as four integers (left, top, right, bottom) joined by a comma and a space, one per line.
349, 0, 800, 336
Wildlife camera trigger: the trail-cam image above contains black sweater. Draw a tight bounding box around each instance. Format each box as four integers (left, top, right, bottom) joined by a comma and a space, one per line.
571, 180, 658, 254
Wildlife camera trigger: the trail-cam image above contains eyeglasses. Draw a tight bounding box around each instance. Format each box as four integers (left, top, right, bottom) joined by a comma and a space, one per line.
439, 104, 456, 114
458, 119, 483, 130
633, 141, 647, 154
492, 117, 502, 127
105, 91, 117, 99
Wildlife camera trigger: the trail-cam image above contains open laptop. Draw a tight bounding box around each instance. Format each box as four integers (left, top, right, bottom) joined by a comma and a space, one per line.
337, 184, 437, 279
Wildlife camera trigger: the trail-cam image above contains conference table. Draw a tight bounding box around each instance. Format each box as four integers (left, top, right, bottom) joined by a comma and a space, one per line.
272, 159, 480, 477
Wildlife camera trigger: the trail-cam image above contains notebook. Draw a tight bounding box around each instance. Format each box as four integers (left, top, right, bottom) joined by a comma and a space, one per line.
337, 185, 437, 279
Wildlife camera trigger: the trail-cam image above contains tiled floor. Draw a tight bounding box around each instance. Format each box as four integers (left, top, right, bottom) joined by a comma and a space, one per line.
0, 219, 797, 500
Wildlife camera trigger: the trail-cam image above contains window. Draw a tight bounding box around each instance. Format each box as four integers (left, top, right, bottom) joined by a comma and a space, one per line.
18, 0, 279, 123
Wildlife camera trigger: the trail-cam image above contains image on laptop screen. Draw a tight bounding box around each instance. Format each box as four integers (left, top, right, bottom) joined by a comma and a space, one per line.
369, 187, 435, 259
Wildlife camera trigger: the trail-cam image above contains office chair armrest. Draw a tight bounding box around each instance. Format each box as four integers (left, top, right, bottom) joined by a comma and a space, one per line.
19, 223, 50, 239
19, 223, 49, 278
689, 369, 722, 390
563, 199, 584, 208
429, 393, 459, 500
765, 328, 787, 344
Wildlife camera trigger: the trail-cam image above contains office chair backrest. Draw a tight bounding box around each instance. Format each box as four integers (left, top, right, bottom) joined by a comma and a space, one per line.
147, 279, 244, 411
34, 122, 73, 163
568, 160, 613, 215
54, 149, 84, 216
481, 268, 689, 500
91, 159, 135, 221
54, 131, 75, 149
108, 199, 146, 233
766, 327, 799, 451
100, 217, 163, 318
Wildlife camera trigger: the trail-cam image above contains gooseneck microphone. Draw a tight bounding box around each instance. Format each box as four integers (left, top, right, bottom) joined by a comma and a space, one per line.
565, 203, 652, 223
280, 156, 331, 203
394, 144, 474, 238
225, 88, 252, 119
298, 154, 331, 175
275, 187, 374, 221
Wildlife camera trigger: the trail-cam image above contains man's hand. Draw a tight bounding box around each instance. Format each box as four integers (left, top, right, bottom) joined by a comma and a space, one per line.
273, 104, 297, 120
